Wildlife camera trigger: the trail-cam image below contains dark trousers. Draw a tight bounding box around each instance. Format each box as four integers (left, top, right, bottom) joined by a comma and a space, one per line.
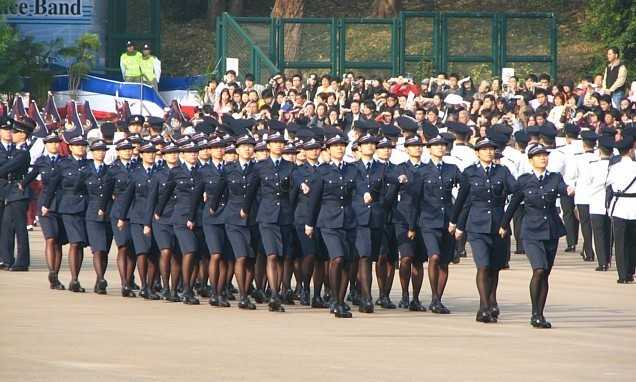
576, 204, 595, 259
0, 200, 30, 267
591, 214, 612, 267
612, 217, 636, 281
561, 195, 579, 247
512, 204, 525, 252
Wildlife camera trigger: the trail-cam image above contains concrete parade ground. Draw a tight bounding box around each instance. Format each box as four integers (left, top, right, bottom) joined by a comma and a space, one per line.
0, 228, 634, 381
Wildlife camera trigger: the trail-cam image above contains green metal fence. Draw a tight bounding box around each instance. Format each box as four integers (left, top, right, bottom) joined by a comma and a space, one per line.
217, 13, 279, 84
220, 11, 557, 81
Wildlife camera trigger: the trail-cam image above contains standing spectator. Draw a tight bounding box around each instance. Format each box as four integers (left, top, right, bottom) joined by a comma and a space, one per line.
120, 41, 142, 82
139, 44, 161, 90
603, 47, 628, 108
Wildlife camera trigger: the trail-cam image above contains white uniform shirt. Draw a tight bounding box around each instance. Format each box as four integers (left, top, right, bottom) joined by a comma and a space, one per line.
588, 158, 611, 216
450, 143, 476, 171
502, 146, 523, 178
606, 157, 636, 220
572, 151, 598, 205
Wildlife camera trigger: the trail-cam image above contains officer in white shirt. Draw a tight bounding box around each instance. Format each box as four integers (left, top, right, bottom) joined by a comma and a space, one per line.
447, 122, 476, 171
606, 133, 636, 283
572, 130, 599, 262
589, 136, 614, 271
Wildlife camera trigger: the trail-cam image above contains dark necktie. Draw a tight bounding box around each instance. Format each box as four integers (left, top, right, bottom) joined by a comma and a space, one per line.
274, 160, 279, 170
366, 162, 371, 173
485, 166, 491, 177
97, 165, 102, 176
125, 162, 130, 171
436, 163, 442, 173
539, 174, 544, 182
147, 167, 152, 177
217, 163, 223, 173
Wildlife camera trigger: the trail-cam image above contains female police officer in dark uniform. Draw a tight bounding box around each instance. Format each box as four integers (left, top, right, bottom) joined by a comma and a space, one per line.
43, 136, 90, 293
25, 132, 68, 289
84, 139, 112, 294
121, 141, 160, 300
307, 134, 358, 318
414, 135, 461, 314
155, 140, 201, 305
194, 136, 233, 307
146, 142, 182, 302
450, 137, 517, 323
106, 138, 138, 297
500, 143, 574, 329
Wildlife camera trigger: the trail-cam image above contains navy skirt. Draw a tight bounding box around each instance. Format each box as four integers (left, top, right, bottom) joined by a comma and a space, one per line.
174, 224, 198, 255
86, 220, 113, 254
320, 227, 356, 260
380, 223, 399, 262
152, 221, 175, 251
467, 231, 508, 270
203, 223, 227, 255
355, 226, 383, 259
111, 217, 132, 247
394, 224, 427, 261
39, 212, 68, 244
225, 224, 254, 259
131, 223, 154, 255
61, 213, 87, 246
259, 223, 295, 258
420, 227, 455, 265
523, 239, 559, 270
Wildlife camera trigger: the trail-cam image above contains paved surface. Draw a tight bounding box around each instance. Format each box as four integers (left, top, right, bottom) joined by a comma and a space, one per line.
1, 228, 635, 381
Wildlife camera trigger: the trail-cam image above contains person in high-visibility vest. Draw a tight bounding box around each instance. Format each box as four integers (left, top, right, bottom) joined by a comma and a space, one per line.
120, 41, 142, 83
139, 43, 162, 90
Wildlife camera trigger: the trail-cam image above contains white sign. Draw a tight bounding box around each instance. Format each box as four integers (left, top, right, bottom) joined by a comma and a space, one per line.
226, 58, 239, 76
501, 68, 515, 84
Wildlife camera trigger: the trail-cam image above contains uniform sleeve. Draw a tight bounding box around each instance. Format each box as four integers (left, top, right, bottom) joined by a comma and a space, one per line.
451, 170, 471, 224
144, 177, 160, 226
155, 170, 176, 216
116, 174, 135, 220
306, 173, 324, 227
503, 166, 518, 195
501, 187, 525, 229
41, 166, 63, 209
0, 151, 29, 178
243, 168, 260, 214
556, 173, 568, 196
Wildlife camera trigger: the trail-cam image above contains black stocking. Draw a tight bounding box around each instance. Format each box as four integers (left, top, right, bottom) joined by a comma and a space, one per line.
254, 252, 266, 290
530, 268, 545, 316
399, 257, 412, 300
301, 255, 315, 292
136, 254, 148, 288
116, 245, 128, 287
170, 252, 182, 292
159, 249, 172, 290
313, 259, 325, 298
437, 264, 449, 301
93, 251, 106, 281
181, 253, 195, 293
68, 243, 82, 283
411, 260, 424, 301
208, 253, 222, 295
234, 257, 247, 297
538, 268, 551, 316
428, 254, 440, 301
358, 257, 372, 301
476, 267, 491, 310
489, 269, 500, 307
329, 257, 343, 303
266, 255, 280, 297
282, 257, 293, 294
375, 255, 387, 298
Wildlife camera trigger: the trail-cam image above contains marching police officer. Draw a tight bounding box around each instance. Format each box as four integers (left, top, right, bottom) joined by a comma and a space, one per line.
216, 135, 259, 310
451, 137, 517, 324
155, 140, 201, 305
84, 139, 112, 294
571, 130, 599, 262
415, 135, 461, 313
121, 142, 160, 300
106, 138, 138, 297
589, 136, 614, 271
350, 133, 387, 313
501, 143, 574, 328
291, 137, 329, 308
23, 132, 68, 287
307, 134, 358, 318
606, 135, 636, 284
44, 136, 90, 292
145, 142, 182, 302
0, 118, 34, 271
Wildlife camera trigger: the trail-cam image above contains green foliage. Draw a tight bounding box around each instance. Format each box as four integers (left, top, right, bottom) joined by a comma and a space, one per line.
583, 0, 636, 75
59, 33, 101, 99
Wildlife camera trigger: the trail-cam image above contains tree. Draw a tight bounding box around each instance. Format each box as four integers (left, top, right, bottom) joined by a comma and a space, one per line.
583, 0, 636, 75
207, 0, 244, 24
271, 0, 304, 64
372, 0, 401, 17
59, 33, 101, 100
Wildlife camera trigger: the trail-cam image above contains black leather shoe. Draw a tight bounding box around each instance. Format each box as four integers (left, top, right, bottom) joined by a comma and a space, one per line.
311, 296, 329, 309
228, 284, 239, 294
409, 299, 427, 312
398, 296, 410, 309
268, 296, 285, 312
381, 297, 397, 309
197, 286, 211, 298
158, 287, 170, 300
564, 245, 576, 253
539, 316, 552, 328
451, 255, 460, 264
476, 310, 493, 323
122, 286, 136, 298
165, 290, 180, 302
501, 263, 510, 270
375, 296, 383, 306
281, 290, 295, 305
95, 279, 108, 295
8, 266, 28, 272
131, 281, 140, 291
182, 291, 200, 305
218, 295, 231, 307
334, 303, 352, 318
514, 250, 525, 255
329, 301, 337, 314
489, 305, 500, 319
208, 294, 220, 306
437, 302, 450, 314
583, 256, 594, 262
246, 296, 257, 310
299, 290, 310, 306
139, 287, 150, 299
617, 279, 628, 284
148, 289, 161, 300
0, 262, 9, 270
251, 288, 266, 304
238, 296, 251, 310
52, 281, 66, 290
595, 265, 609, 272
69, 281, 86, 293
358, 299, 374, 313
